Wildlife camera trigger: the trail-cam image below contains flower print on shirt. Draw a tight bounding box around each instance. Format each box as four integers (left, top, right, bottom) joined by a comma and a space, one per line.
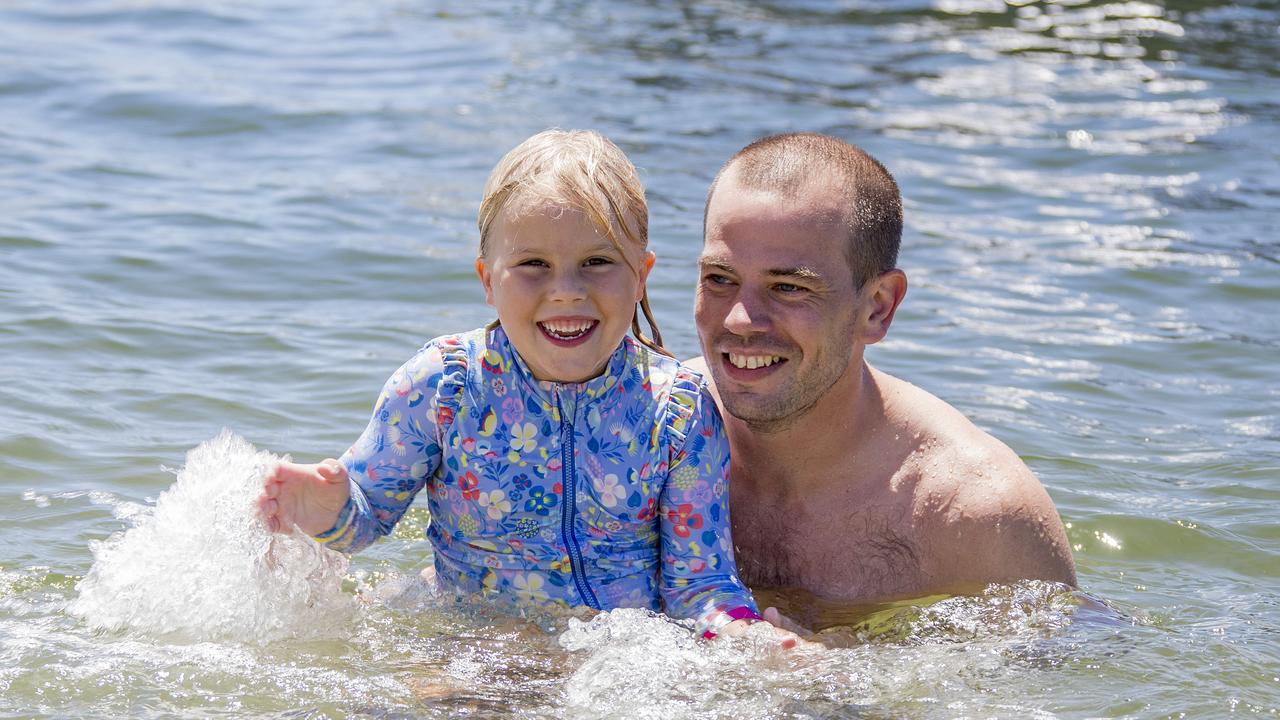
513, 572, 545, 603
608, 421, 636, 445
667, 503, 704, 539
524, 486, 558, 515
672, 463, 698, 491
690, 481, 713, 505
511, 422, 538, 453
501, 396, 523, 425
459, 471, 480, 501
585, 455, 605, 483
457, 513, 479, 537
509, 473, 533, 501
326, 327, 758, 631
478, 489, 512, 520
593, 473, 627, 508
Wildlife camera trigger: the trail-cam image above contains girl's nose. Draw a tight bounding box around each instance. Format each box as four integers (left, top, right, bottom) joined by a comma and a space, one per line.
548, 269, 588, 301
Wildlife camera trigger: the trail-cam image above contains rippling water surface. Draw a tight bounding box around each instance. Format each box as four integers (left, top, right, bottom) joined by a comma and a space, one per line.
2, 1, 1277, 717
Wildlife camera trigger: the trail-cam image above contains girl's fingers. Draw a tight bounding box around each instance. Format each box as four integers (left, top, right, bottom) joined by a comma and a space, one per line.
318, 459, 345, 482
258, 494, 281, 534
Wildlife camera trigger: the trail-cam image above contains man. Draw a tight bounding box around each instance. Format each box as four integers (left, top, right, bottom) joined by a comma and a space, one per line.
689, 133, 1076, 629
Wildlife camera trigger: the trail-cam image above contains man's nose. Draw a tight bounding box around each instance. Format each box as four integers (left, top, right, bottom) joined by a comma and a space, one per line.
723, 293, 769, 335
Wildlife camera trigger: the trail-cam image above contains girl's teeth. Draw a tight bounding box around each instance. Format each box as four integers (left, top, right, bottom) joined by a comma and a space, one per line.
541, 321, 595, 338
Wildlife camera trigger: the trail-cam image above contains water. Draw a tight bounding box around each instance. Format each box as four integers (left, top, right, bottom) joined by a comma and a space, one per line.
1, 0, 1277, 716
68, 432, 351, 642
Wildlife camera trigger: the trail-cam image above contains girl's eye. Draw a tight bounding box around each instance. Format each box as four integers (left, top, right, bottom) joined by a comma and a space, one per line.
584, 256, 614, 267
520, 259, 548, 268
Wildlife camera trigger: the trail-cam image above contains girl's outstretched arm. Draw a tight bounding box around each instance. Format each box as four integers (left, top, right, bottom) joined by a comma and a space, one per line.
259, 459, 350, 535
310, 338, 462, 553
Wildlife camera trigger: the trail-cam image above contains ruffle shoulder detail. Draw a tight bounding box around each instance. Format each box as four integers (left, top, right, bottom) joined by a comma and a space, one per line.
429, 331, 472, 435
658, 361, 707, 454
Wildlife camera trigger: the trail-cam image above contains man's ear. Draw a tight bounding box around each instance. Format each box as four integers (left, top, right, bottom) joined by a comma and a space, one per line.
475, 256, 495, 305
860, 269, 907, 345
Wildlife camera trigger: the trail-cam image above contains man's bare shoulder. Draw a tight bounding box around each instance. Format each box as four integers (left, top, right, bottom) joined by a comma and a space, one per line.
875, 369, 1078, 589
684, 355, 710, 378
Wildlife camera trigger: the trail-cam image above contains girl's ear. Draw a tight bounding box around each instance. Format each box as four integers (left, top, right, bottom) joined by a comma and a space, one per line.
476, 256, 496, 305
635, 250, 656, 302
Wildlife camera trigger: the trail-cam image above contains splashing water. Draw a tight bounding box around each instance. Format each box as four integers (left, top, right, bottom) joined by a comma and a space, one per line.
68, 431, 353, 643
551, 585, 1108, 719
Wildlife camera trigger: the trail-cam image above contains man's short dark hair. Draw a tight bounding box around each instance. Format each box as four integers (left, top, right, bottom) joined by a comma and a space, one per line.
705, 132, 903, 287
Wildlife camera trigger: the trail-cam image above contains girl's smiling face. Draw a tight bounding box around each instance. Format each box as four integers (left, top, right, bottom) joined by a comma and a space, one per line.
476, 200, 654, 384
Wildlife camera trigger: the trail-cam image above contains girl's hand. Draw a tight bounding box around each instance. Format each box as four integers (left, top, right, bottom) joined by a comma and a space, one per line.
717, 616, 814, 650
258, 459, 350, 535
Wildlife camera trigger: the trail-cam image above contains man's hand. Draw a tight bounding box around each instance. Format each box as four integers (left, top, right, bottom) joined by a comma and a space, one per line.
258, 459, 350, 536
761, 606, 811, 637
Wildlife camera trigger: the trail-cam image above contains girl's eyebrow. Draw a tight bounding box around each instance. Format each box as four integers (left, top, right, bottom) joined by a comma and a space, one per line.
509, 242, 619, 255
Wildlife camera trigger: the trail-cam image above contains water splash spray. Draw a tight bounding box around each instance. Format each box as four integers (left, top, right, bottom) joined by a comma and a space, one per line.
69, 431, 352, 643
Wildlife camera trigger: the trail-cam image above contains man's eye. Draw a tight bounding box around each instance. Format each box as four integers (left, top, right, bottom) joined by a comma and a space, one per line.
704, 273, 733, 286
774, 283, 805, 293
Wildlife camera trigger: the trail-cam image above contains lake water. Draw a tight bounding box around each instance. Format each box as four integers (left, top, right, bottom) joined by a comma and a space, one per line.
2, 0, 1277, 717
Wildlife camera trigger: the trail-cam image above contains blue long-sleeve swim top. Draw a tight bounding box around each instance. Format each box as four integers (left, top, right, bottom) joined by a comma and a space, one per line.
315, 325, 758, 633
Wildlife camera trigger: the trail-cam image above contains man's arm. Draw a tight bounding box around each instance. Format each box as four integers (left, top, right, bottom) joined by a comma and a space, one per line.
919, 439, 1077, 590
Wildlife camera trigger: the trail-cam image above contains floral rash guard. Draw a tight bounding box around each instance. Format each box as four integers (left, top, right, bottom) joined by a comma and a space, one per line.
316, 325, 759, 635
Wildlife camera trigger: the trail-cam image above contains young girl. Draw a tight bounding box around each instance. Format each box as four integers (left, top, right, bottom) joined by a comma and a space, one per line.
260, 129, 776, 641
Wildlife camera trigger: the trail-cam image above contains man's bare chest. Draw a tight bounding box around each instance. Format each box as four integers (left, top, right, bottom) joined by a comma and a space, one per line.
730, 500, 925, 605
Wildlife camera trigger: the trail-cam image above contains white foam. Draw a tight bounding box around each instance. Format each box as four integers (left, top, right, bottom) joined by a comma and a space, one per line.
69, 430, 353, 643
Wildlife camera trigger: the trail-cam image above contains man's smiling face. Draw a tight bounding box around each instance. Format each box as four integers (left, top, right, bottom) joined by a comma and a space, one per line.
695, 174, 867, 432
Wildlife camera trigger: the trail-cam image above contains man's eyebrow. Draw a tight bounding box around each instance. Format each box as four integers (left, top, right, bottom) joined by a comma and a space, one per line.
698, 255, 734, 271
770, 266, 824, 283
698, 257, 827, 284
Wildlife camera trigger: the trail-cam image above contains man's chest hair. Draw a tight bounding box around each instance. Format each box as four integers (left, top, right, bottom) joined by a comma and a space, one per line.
732, 503, 923, 598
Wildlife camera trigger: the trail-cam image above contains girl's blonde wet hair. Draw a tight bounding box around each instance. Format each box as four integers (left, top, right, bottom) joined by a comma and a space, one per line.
478, 128, 668, 356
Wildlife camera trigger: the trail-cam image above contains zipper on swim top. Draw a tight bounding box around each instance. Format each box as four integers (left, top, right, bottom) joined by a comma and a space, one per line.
555, 389, 600, 610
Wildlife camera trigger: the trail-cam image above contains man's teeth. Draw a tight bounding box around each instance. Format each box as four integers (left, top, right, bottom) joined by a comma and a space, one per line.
727, 353, 782, 370
541, 320, 595, 338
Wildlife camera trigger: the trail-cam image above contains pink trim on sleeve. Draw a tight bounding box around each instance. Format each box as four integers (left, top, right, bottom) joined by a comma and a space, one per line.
700, 605, 763, 640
